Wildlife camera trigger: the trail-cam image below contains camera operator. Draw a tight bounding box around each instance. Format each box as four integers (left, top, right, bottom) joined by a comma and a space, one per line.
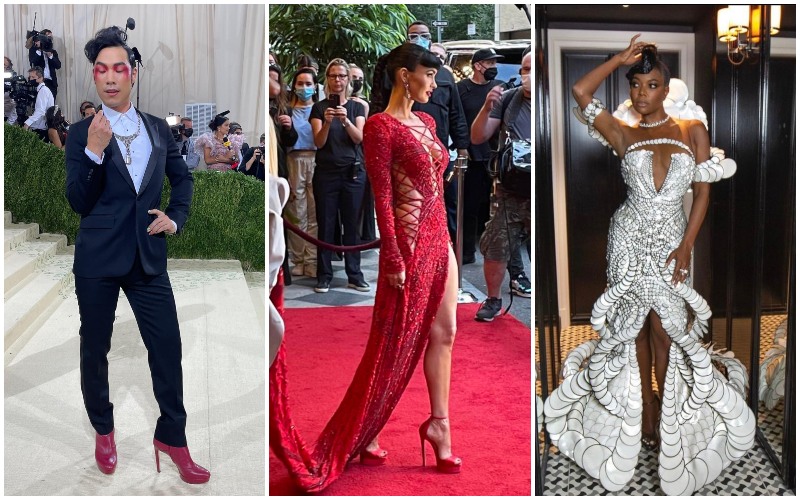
238, 133, 266, 181
4, 56, 18, 124
22, 66, 54, 141
79, 100, 97, 119
27, 29, 61, 99
177, 117, 200, 171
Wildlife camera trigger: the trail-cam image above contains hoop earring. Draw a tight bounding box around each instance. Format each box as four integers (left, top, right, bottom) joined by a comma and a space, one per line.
403, 80, 411, 100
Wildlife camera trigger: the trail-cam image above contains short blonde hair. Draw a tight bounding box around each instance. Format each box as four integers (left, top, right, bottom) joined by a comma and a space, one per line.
323, 58, 352, 99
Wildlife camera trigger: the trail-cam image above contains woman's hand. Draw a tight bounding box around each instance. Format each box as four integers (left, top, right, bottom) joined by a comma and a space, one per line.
385, 271, 406, 290
615, 34, 645, 66
665, 243, 692, 285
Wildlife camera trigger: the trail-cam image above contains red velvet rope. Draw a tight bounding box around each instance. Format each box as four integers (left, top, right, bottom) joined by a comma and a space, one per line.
283, 220, 382, 252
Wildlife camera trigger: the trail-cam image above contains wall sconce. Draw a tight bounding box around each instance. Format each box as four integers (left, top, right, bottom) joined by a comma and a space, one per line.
717, 5, 781, 65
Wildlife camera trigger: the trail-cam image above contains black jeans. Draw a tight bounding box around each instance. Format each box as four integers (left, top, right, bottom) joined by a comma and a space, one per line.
313, 166, 366, 283
462, 159, 492, 259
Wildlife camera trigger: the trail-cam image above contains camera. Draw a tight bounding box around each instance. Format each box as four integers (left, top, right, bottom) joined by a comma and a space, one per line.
6, 74, 37, 118
27, 30, 53, 52
165, 114, 185, 143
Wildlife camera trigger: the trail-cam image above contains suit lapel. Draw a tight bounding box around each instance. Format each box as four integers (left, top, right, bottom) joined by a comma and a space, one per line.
109, 139, 136, 193
138, 111, 160, 194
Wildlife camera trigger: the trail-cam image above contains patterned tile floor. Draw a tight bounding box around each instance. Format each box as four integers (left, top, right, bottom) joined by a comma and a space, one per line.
536, 315, 792, 495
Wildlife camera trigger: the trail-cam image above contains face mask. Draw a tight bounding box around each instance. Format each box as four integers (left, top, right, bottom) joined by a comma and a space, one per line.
482, 66, 498, 81
351, 80, 363, 94
521, 74, 531, 92
183, 128, 193, 138
412, 37, 431, 50
294, 87, 315, 101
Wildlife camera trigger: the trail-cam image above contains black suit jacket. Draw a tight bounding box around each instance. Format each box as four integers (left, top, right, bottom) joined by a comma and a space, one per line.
28, 47, 61, 89
65, 110, 194, 278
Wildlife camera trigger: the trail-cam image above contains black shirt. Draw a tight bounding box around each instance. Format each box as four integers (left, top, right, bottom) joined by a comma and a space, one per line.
457, 78, 505, 161
309, 98, 365, 169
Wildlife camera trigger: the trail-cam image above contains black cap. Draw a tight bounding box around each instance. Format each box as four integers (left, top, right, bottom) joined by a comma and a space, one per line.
471, 48, 504, 65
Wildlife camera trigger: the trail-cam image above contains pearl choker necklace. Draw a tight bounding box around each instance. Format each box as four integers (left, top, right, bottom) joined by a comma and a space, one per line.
639, 116, 670, 128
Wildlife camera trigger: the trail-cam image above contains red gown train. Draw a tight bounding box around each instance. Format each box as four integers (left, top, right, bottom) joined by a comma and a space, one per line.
269, 111, 449, 492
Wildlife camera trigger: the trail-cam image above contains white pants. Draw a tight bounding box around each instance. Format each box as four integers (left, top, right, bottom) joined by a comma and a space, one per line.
285, 151, 317, 273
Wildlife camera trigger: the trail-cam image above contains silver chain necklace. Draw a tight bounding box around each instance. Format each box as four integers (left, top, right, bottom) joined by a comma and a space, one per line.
113, 113, 142, 165
638, 116, 670, 128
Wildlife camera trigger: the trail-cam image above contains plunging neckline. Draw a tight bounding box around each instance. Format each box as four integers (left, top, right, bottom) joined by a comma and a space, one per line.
383, 112, 444, 163
625, 138, 694, 195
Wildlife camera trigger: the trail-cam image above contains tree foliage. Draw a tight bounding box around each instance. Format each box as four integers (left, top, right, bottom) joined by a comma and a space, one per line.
269, 4, 415, 87
407, 4, 496, 43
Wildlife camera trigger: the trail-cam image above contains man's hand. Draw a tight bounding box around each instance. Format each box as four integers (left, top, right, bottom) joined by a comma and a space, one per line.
147, 209, 176, 235
87, 110, 113, 158
484, 85, 504, 111
457, 148, 469, 160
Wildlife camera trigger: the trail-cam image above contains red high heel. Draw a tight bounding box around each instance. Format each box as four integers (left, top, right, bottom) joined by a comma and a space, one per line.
153, 438, 211, 484
359, 447, 389, 466
418, 416, 462, 474
95, 430, 117, 474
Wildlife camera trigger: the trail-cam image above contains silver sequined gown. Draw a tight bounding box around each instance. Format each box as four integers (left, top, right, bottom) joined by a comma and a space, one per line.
544, 137, 755, 495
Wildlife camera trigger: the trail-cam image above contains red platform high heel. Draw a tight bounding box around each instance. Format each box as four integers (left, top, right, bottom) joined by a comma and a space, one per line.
95, 430, 117, 474
418, 416, 462, 474
153, 438, 211, 484
359, 447, 389, 466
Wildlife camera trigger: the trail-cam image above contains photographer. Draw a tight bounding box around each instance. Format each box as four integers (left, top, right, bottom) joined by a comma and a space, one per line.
238, 133, 266, 181
27, 29, 61, 99
79, 100, 97, 118
472, 49, 531, 321
22, 66, 54, 141
177, 117, 200, 171
4, 56, 18, 124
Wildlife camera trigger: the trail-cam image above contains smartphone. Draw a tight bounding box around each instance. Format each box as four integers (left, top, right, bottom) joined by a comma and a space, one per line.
329, 94, 340, 107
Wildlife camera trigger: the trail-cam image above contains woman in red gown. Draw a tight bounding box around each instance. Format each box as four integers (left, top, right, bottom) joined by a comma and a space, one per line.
269, 43, 461, 492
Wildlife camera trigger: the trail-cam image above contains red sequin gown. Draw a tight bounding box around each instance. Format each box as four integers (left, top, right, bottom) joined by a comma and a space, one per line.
269, 111, 449, 492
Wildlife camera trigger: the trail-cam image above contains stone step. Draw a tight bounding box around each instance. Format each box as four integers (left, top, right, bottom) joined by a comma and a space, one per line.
4, 253, 75, 353
5, 235, 69, 293
5, 211, 12, 225
5, 259, 265, 495
4, 223, 40, 252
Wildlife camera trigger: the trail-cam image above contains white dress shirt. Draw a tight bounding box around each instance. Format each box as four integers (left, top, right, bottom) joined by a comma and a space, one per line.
84, 103, 153, 194
23, 82, 54, 130
35, 49, 52, 80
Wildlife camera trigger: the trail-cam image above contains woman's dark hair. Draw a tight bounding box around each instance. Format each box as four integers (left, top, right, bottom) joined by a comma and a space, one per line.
208, 115, 230, 132
289, 67, 319, 106
80, 100, 95, 115
45, 105, 64, 129
625, 45, 671, 85
385, 43, 441, 87
84, 26, 136, 67
296, 54, 319, 72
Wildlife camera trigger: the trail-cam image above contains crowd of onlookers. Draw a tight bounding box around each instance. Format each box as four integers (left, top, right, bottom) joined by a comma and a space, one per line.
4, 29, 263, 179
269, 20, 532, 321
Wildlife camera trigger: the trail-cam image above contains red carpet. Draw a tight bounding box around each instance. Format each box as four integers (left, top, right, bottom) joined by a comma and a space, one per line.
269, 304, 531, 496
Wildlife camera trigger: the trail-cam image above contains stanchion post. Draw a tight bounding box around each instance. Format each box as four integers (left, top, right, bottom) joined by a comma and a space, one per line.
454, 156, 477, 303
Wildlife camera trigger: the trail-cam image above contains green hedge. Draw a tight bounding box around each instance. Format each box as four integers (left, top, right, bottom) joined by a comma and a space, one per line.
4, 123, 265, 271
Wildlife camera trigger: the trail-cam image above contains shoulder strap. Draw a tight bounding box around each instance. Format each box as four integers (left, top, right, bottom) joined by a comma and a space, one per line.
498, 87, 524, 142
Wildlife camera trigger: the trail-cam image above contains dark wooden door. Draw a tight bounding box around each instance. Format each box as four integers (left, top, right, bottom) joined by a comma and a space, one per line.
562, 50, 680, 323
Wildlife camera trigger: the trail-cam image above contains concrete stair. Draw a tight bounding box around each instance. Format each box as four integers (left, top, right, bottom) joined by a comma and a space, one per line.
4, 210, 265, 495
4, 212, 76, 360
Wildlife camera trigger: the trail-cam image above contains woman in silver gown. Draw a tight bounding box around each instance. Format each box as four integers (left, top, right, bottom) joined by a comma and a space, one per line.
544, 35, 754, 494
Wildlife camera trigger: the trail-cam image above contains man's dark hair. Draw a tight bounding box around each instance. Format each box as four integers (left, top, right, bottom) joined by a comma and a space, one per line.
28, 66, 43, 78
84, 26, 136, 67
385, 43, 441, 86
407, 20, 429, 31
625, 45, 671, 86
180, 117, 192, 124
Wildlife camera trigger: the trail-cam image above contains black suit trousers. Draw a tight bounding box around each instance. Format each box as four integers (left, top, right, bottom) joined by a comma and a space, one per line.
75, 252, 187, 446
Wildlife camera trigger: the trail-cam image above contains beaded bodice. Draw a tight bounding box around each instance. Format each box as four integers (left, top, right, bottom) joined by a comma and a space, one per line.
621, 138, 695, 204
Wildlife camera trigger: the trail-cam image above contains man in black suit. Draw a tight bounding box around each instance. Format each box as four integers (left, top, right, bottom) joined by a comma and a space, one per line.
65, 26, 209, 484
27, 29, 61, 99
